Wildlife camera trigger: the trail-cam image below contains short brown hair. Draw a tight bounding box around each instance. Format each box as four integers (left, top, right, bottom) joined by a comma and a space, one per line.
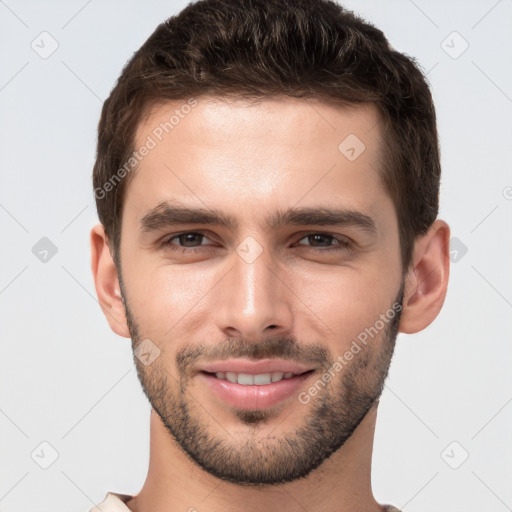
93, 0, 441, 270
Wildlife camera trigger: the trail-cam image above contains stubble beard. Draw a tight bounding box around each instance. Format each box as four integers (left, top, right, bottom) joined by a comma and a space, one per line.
121, 278, 403, 486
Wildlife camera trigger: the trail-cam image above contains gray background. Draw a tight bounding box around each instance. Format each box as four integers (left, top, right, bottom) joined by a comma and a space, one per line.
1, 1, 511, 511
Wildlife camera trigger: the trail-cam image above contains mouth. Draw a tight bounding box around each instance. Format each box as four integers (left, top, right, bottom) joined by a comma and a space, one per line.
197, 359, 316, 410
201, 370, 314, 386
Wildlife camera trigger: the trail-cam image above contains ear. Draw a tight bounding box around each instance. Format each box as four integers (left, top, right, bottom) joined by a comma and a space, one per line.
399, 219, 451, 334
90, 224, 130, 338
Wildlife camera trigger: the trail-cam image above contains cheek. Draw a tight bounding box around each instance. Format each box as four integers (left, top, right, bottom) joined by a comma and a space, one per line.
124, 260, 212, 338
293, 263, 400, 348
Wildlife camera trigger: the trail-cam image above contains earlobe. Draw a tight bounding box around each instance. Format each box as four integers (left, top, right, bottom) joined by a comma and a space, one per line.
90, 224, 131, 338
399, 220, 451, 334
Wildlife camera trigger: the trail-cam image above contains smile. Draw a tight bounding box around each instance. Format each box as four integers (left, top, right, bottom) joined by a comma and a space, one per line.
199, 370, 315, 410
208, 371, 306, 385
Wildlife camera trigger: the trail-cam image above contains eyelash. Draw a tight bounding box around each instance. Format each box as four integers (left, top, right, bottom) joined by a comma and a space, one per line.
161, 231, 352, 254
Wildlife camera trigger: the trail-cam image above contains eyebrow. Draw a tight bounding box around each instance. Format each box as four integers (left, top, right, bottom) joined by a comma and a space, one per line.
140, 202, 377, 234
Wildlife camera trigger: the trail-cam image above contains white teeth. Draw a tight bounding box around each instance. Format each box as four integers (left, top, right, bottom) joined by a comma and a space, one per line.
212, 371, 297, 385
226, 372, 238, 383
238, 373, 254, 385
253, 373, 271, 385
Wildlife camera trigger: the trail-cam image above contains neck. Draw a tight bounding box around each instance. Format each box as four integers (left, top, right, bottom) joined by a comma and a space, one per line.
125, 403, 384, 512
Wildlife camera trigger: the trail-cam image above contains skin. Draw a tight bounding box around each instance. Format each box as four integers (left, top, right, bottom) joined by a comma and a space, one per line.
91, 96, 450, 512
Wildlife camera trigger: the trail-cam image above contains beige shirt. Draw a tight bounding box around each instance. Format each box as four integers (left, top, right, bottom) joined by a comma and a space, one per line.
88, 491, 403, 511
89, 492, 132, 511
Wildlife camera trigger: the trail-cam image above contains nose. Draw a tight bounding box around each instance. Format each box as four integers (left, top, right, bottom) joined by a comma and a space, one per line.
214, 244, 294, 342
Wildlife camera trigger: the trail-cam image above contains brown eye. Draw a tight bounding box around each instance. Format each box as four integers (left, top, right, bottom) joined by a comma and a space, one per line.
172, 233, 205, 247
296, 233, 351, 251
162, 232, 213, 253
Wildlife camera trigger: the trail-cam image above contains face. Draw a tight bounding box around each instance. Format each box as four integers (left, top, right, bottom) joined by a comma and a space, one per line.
118, 96, 404, 485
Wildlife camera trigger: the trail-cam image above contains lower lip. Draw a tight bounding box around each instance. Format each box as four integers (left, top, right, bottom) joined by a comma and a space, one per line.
199, 371, 314, 410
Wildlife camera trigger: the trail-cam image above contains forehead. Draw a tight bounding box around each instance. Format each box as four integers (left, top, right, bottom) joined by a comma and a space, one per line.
136, 95, 383, 154
125, 96, 389, 225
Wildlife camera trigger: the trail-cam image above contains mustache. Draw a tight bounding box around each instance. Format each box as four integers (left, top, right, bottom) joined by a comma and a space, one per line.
176, 336, 331, 374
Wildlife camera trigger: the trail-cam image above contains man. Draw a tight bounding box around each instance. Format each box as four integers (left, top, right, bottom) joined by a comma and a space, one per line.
90, 0, 450, 510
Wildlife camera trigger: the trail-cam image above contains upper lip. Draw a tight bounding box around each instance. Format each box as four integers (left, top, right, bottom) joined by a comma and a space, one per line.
199, 358, 314, 375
